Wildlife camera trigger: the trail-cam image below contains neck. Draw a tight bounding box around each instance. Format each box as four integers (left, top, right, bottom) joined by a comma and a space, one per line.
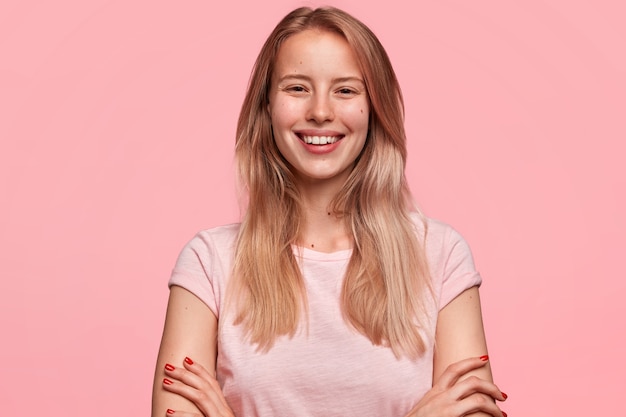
295, 177, 352, 253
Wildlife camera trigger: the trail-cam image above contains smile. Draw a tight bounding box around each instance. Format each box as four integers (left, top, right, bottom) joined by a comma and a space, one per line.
300, 135, 343, 145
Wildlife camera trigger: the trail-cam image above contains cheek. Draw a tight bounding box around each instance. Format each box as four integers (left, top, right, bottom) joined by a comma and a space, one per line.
342, 102, 370, 132
269, 102, 298, 128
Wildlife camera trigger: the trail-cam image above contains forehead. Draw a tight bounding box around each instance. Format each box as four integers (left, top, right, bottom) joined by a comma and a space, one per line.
273, 29, 362, 77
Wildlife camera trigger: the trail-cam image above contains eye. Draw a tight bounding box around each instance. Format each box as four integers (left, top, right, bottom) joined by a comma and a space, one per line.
337, 87, 357, 96
285, 85, 307, 93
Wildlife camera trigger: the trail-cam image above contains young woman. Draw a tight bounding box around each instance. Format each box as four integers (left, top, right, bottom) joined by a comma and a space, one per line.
152, 7, 507, 417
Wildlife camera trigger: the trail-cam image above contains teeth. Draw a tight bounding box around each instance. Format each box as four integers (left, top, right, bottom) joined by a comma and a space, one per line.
302, 135, 340, 145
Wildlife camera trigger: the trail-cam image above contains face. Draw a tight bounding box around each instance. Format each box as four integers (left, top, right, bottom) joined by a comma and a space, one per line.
268, 29, 370, 187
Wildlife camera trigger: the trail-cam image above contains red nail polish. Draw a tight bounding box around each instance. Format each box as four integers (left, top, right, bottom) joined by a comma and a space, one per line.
166, 409, 175, 415
165, 363, 175, 371
163, 378, 173, 385
502, 391, 508, 399
184, 357, 194, 365
480, 355, 489, 361
502, 412, 507, 417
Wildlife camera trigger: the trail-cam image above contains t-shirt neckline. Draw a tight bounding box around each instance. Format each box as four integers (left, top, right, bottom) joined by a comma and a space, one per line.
291, 244, 353, 261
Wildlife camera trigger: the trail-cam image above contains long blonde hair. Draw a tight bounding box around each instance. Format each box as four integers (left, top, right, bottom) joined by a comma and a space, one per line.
231, 6, 432, 359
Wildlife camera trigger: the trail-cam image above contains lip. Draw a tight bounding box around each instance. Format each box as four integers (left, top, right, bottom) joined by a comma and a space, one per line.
294, 129, 344, 155
295, 129, 344, 137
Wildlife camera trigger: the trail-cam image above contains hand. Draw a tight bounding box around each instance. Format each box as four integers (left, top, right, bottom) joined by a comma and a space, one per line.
162, 357, 235, 417
404, 356, 507, 417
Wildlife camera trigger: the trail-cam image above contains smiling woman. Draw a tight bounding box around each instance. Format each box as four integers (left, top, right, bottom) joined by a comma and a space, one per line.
269, 29, 369, 185
152, 6, 507, 417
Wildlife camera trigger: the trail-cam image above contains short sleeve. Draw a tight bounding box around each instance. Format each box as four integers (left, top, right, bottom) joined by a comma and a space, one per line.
168, 233, 220, 317
439, 227, 482, 309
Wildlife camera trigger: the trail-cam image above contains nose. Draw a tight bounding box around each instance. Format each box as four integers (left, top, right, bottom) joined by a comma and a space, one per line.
306, 94, 334, 124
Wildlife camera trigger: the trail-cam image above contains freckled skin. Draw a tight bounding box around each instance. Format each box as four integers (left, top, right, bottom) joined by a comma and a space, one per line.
267, 29, 370, 185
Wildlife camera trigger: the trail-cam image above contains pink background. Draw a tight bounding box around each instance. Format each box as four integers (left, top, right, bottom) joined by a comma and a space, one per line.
1, 1, 624, 415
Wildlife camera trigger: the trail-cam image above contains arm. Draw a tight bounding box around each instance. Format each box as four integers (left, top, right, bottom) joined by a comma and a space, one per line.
433, 286, 491, 384
403, 286, 506, 417
152, 285, 218, 416
433, 286, 503, 417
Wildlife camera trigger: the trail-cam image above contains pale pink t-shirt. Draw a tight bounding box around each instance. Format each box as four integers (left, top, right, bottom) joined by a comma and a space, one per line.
168, 216, 482, 417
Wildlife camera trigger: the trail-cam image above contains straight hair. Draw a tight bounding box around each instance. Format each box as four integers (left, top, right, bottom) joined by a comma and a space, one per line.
230, 6, 432, 360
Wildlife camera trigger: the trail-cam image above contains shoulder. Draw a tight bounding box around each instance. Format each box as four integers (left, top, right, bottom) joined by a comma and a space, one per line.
409, 212, 480, 287
409, 212, 467, 252
172, 223, 241, 276
184, 223, 241, 254
195, 223, 241, 242
169, 223, 241, 315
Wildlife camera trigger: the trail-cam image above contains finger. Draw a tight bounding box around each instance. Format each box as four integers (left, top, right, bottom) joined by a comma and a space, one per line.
435, 355, 490, 389
164, 363, 208, 392
182, 357, 230, 409
450, 375, 508, 402
164, 410, 203, 417
451, 392, 505, 417
183, 356, 216, 379
162, 377, 232, 417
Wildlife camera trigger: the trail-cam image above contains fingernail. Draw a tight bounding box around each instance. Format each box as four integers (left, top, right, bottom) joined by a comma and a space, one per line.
164, 363, 175, 371
480, 355, 489, 361
502, 391, 508, 399
502, 412, 507, 417
184, 357, 194, 365
163, 378, 173, 385
167, 409, 175, 415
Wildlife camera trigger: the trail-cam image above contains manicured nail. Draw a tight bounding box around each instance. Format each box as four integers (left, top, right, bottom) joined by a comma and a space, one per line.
502, 412, 507, 417
480, 355, 489, 361
166, 409, 175, 415
164, 363, 175, 371
184, 357, 194, 365
502, 391, 508, 399
163, 378, 173, 385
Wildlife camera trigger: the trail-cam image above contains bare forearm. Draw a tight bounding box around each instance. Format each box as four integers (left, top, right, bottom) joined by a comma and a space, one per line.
152, 286, 219, 416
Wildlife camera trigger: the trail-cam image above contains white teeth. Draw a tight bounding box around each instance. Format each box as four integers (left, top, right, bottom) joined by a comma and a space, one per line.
302, 135, 340, 145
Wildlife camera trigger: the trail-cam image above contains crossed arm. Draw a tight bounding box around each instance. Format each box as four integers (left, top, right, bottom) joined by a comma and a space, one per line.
405, 286, 506, 417
151, 285, 224, 416
151, 285, 506, 417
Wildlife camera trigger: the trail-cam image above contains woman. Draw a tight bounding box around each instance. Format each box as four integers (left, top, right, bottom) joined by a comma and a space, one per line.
152, 6, 507, 417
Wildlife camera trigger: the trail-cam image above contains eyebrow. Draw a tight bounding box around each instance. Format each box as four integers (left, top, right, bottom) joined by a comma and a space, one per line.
277, 74, 365, 85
